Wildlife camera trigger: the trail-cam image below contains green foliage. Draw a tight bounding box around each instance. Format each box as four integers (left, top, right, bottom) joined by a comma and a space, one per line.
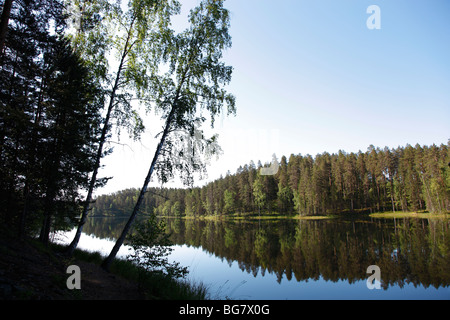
127, 215, 188, 279
92, 142, 450, 217
171, 201, 182, 217
253, 175, 267, 213
277, 184, 293, 213
162, 200, 172, 216
147, 0, 235, 187
223, 189, 236, 214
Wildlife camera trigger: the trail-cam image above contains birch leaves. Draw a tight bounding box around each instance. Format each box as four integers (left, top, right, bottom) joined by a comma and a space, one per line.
150, 0, 236, 186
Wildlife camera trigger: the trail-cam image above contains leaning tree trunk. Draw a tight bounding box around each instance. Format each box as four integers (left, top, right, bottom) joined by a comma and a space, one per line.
101, 32, 195, 271
65, 28, 132, 256
101, 107, 176, 271
65, 97, 113, 255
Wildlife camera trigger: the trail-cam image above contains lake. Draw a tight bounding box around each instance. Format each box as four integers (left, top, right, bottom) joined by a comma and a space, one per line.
54, 216, 450, 300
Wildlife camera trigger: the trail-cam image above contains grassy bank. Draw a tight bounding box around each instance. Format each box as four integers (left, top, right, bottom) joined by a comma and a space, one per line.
160, 210, 449, 221
0, 235, 207, 300
162, 211, 337, 221
64, 244, 208, 300
369, 211, 450, 219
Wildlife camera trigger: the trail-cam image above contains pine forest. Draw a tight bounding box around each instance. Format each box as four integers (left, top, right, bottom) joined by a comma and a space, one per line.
92, 143, 450, 218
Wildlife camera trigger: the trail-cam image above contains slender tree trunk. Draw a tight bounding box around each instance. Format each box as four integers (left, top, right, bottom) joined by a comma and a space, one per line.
19, 182, 29, 238
39, 215, 50, 243
19, 73, 46, 238
39, 102, 66, 245
66, 16, 137, 254
65, 31, 131, 256
39, 157, 59, 245
101, 30, 195, 271
101, 106, 176, 271
0, 0, 13, 56
39, 202, 53, 244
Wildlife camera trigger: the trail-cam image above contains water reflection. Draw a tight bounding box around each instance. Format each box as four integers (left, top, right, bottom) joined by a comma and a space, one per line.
161, 218, 450, 291
76, 216, 449, 299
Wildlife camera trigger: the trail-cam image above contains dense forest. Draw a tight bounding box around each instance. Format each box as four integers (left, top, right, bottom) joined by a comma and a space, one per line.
0, 0, 236, 255
92, 142, 450, 217
0, 0, 106, 240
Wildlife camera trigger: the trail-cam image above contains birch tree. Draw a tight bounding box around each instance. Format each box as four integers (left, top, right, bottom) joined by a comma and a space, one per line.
102, 0, 235, 271
66, 0, 180, 255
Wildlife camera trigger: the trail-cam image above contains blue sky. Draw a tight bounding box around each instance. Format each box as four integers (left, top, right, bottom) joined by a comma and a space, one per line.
98, 0, 450, 195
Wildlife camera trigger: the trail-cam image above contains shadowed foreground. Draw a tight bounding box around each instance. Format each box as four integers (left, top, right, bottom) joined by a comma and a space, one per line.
0, 236, 142, 300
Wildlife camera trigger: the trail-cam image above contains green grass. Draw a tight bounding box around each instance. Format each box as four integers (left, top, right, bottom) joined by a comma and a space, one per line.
180, 212, 337, 221
291, 214, 337, 220
108, 257, 208, 300
51, 243, 208, 300
71, 248, 104, 264
163, 209, 450, 221
369, 211, 450, 219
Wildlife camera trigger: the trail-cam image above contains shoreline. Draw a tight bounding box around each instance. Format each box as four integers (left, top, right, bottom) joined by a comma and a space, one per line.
156, 211, 449, 221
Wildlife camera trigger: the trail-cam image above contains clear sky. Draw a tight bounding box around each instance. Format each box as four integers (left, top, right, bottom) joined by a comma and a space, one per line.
97, 0, 450, 195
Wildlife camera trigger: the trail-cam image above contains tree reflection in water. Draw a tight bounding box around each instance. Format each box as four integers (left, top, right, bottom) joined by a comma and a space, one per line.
81, 216, 449, 292
163, 218, 450, 290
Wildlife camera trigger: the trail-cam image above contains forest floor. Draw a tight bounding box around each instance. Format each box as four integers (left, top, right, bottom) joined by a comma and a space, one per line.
0, 235, 142, 300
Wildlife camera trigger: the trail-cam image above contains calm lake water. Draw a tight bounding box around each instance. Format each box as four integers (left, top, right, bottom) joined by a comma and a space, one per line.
54, 216, 450, 300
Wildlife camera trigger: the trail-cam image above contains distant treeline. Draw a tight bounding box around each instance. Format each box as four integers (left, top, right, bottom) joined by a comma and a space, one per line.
93, 142, 450, 217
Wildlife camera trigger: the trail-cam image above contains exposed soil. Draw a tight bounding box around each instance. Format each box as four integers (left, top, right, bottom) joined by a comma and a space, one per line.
0, 236, 143, 300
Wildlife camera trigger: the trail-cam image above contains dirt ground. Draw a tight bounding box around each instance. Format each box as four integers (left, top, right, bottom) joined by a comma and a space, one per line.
0, 236, 142, 300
